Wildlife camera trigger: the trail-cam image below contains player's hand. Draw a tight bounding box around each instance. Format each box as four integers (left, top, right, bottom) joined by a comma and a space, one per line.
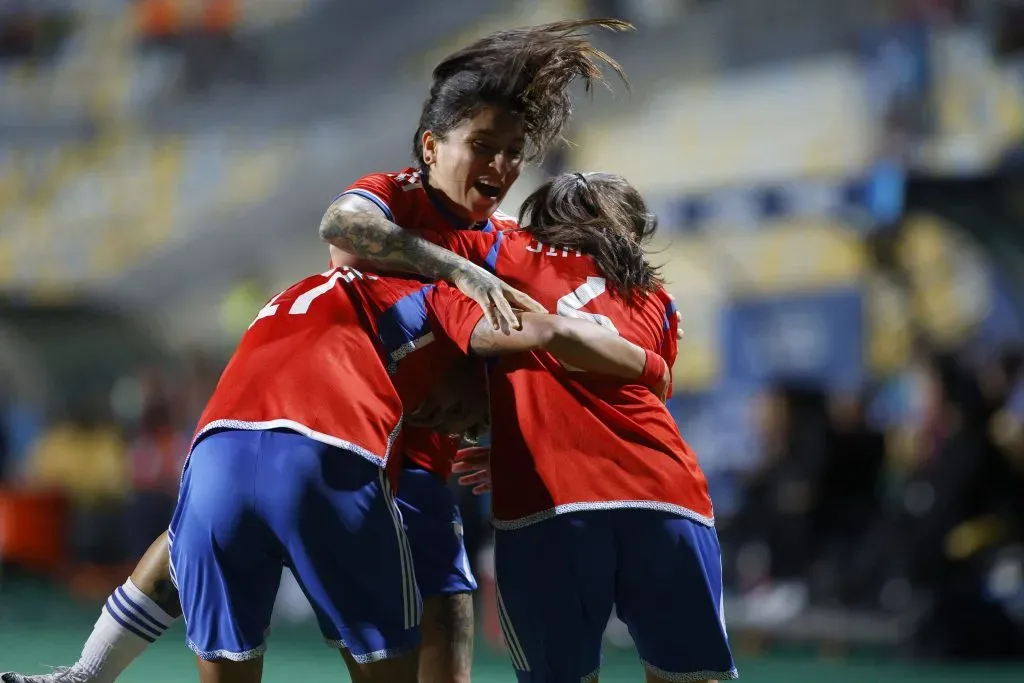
451, 263, 546, 331
452, 445, 491, 495
654, 359, 671, 403
669, 295, 684, 340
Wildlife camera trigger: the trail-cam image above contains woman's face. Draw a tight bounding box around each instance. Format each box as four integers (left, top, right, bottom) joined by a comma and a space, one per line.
421, 106, 526, 223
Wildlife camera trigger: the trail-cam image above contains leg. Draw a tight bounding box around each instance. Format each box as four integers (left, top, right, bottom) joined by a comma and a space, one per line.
493, 514, 616, 683
195, 658, 263, 683
255, 432, 420, 683
169, 431, 282, 663
395, 467, 477, 683
418, 593, 474, 683
614, 511, 737, 682
129, 532, 182, 618
1, 536, 181, 683
337, 649, 418, 683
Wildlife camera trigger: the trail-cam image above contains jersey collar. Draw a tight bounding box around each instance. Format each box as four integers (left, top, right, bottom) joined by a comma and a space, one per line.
421, 168, 494, 233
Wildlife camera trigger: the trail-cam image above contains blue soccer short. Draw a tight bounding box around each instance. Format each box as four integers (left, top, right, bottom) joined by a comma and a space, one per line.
494, 509, 737, 682
396, 465, 477, 597
168, 429, 420, 663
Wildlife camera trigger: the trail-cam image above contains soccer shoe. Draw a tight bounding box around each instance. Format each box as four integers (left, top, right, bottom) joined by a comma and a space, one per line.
1, 668, 94, 683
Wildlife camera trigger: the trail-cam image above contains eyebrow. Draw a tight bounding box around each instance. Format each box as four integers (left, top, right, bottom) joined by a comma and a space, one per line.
470, 128, 525, 141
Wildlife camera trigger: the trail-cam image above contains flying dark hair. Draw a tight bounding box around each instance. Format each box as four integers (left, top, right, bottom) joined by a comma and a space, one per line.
518, 171, 662, 299
413, 19, 631, 168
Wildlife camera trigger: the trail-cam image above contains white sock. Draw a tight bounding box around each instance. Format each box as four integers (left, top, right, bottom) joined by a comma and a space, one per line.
74, 579, 178, 683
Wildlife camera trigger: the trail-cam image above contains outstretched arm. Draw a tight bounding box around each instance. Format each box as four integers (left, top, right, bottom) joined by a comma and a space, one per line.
468, 312, 669, 397
320, 195, 543, 329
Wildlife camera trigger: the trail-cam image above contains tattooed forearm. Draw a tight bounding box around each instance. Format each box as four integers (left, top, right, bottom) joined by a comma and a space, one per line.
319, 196, 473, 281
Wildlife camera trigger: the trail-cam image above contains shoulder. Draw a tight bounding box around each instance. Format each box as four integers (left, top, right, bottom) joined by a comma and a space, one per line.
340, 168, 425, 220
345, 168, 421, 195
489, 209, 519, 231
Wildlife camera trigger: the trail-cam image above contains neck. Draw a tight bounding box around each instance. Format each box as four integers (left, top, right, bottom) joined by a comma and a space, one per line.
423, 168, 486, 230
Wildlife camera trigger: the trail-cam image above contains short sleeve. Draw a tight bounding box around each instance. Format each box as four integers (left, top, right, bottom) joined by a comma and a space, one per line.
424, 283, 486, 354
335, 172, 406, 224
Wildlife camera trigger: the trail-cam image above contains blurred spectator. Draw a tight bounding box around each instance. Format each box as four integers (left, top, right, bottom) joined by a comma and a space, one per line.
125, 389, 187, 558
22, 401, 128, 565
0, 5, 74, 64
731, 385, 829, 591
134, 0, 261, 92
807, 392, 886, 606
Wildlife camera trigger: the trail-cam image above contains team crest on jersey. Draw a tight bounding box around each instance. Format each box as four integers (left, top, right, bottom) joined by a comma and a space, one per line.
392, 170, 423, 191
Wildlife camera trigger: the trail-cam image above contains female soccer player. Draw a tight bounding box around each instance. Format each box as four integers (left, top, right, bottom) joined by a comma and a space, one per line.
1, 19, 635, 683
438, 172, 738, 683
321, 19, 631, 682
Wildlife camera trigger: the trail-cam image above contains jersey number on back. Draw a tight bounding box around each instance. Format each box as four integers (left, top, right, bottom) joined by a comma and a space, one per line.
249, 268, 367, 328
556, 276, 618, 334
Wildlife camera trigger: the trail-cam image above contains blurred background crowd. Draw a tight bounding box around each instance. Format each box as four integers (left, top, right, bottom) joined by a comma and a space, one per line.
1, 0, 1024, 678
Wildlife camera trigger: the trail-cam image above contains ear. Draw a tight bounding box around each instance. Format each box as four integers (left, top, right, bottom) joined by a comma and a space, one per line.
421, 130, 437, 165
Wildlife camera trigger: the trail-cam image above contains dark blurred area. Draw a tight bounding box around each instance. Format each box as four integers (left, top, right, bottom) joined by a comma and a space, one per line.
1, 0, 1024, 675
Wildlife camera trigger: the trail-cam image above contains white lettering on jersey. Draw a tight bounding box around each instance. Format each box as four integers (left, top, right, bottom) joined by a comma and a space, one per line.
393, 170, 423, 190
250, 268, 373, 328
556, 276, 618, 334
525, 240, 582, 257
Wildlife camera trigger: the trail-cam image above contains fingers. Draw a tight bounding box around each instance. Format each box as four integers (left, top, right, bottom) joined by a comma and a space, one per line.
455, 445, 490, 460
452, 459, 487, 473
476, 294, 501, 330
457, 470, 489, 487
457, 469, 492, 494
454, 446, 490, 469
503, 285, 547, 314
676, 326, 685, 340
490, 290, 521, 331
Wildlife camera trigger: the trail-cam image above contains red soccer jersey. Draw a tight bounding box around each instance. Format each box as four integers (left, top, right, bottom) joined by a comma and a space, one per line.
338, 168, 518, 477
191, 267, 485, 487
436, 229, 714, 529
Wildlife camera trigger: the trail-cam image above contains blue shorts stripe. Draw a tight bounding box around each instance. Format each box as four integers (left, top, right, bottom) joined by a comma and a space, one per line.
495, 583, 529, 671
379, 469, 419, 629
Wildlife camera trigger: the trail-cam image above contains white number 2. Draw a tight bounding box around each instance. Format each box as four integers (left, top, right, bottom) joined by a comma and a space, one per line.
556, 276, 618, 334
249, 268, 365, 329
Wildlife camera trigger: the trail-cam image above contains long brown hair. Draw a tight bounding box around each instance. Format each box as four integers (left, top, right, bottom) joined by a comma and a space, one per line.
518, 172, 662, 300
413, 19, 631, 167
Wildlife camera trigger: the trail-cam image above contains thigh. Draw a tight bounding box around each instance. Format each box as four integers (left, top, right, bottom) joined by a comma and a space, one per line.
615, 512, 738, 682
169, 431, 282, 661
397, 467, 477, 597
258, 432, 420, 664
494, 514, 616, 683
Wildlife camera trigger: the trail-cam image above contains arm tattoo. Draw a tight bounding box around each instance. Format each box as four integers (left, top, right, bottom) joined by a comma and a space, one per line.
319, 199, 471, 281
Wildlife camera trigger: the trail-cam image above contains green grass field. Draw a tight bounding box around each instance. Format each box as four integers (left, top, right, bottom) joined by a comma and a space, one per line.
2, 579, 1023, 682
